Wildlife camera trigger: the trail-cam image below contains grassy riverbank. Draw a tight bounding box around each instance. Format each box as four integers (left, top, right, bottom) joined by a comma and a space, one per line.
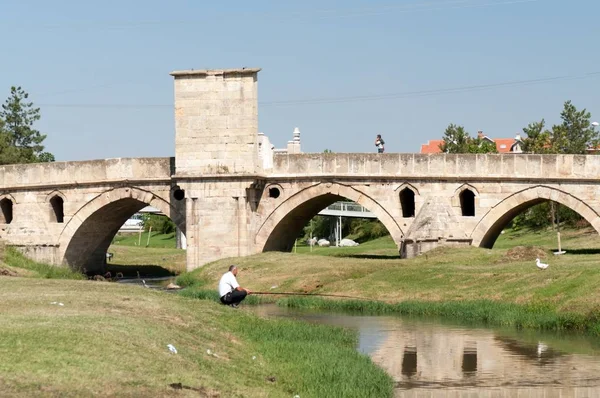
0, 247, 84, 279
178, 227, 600, 334
108, 232, 185, 276
0, 277, 393, 397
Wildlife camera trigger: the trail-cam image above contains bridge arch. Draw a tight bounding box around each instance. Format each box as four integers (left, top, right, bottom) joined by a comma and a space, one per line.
256, 182, 404, 252
46, 190, 67, 223
58, 186, 186, 272
471, 185, 600, 249
0, 194, 16, 225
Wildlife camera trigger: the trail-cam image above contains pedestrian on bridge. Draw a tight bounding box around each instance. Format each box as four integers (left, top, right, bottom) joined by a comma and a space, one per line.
218, 265, 251, 308
375, 134, 385, 153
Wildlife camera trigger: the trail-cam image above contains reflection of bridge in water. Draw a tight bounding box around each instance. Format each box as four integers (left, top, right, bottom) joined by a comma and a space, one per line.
253, 305, 600, 398
251, 305, 600, 397
369, 320, 600, 397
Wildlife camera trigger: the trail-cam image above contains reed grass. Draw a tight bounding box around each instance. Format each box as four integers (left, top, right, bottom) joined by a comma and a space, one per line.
3, 247, 84, 279
278, 297, 600, 335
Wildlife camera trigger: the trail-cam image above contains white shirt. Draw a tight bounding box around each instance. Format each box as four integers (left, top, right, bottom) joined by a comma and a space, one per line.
218, 271, 240, 298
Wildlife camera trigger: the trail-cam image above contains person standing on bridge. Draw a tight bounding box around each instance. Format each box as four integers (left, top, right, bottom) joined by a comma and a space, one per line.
219, 265, 251, 308
375, 134, 385, 153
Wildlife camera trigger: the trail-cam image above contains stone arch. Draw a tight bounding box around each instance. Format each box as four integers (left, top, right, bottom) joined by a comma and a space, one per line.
256, 182, 404, 252
0, 194, 16, 224
394, 182, 420, 196
46, 190, 67, 223
471, 185, 600, 248
455, 184, 479, 217
58, 186, 186, 273
454, 183, 480, 197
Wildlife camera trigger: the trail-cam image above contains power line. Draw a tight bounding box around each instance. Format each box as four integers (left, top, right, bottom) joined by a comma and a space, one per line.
36, 71, 600, 110
1, 0, 540, 29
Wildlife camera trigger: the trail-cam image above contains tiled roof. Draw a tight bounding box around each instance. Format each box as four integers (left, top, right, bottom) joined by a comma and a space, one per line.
494, 139, 516, 153
420, 140, 444, 154
420, 137, 520, 153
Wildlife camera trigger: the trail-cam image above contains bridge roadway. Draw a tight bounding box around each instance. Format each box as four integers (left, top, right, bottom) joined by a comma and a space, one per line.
1, 152, 600, 272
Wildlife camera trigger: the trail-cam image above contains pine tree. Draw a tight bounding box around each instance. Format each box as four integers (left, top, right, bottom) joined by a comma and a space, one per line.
0, 86, 54, 164
551, 101, 598, 154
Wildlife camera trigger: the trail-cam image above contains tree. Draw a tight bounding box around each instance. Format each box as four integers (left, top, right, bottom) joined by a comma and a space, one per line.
551, 101, 598, 154
439, 124, 470, 153
439, 124, 498, 154
0, 86, 54, 164
522, 101, 598, 155
468, 137, 498, 154
522, 120, 551, 154
516, 101, 597, 230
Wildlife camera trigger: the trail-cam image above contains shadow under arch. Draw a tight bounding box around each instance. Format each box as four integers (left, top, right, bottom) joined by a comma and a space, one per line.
256, 182, 404, 252
58, 186, 186, 273
471, 185, 600, 248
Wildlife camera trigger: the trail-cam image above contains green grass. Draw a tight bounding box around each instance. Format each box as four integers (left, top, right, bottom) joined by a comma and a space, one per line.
106, 232, 185, 276
0, 278, 393, 397
294, 235, 398, 257
2, 247, 84, 280
111, 231, 176, 249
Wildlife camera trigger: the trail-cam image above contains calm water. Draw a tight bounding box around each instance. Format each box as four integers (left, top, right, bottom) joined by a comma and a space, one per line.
251, 304, 600, 398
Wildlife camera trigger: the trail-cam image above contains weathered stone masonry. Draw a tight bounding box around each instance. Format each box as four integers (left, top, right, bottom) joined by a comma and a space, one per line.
1, 68, 600, 272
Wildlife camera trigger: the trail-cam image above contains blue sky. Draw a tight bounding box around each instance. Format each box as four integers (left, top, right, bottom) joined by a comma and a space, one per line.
1, 0, 598, 161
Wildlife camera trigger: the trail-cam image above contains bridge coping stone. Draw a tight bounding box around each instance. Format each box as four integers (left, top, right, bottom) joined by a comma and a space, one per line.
170, 68, 261, 77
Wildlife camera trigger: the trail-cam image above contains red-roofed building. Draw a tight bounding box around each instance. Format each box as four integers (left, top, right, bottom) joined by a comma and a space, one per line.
420, 131, 524, 154
420, 139, 445, 154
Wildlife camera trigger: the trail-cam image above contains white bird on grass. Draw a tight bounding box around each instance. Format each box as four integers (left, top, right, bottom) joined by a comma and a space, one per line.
167, 344, 178, 354
536, 258, 549, 270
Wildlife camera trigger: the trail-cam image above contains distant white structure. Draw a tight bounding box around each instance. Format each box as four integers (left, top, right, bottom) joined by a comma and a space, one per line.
339, 238, 359, 247
118, 206, 186, 249
258, 127, 302, 170
318, 239, 330, 247
119, 213, 144, 232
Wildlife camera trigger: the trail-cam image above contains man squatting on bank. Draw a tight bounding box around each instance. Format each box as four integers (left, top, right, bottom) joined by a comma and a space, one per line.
219, 265, 252, 307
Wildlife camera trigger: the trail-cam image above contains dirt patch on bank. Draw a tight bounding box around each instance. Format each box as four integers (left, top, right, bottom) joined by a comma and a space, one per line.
504, 246, 548, 261
0, 266, 18, 276
0, 263, 35, 277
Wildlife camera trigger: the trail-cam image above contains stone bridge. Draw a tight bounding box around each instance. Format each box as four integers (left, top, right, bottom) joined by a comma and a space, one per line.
1, 68, 600, 272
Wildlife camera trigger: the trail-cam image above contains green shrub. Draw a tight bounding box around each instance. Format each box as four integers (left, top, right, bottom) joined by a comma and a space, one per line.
142, 214, 176, 234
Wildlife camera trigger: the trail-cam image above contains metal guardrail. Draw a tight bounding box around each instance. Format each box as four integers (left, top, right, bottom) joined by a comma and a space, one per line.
318, 201, 376, 219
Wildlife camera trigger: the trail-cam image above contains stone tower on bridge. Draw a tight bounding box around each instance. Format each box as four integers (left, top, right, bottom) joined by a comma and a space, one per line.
170, 68, 264, 268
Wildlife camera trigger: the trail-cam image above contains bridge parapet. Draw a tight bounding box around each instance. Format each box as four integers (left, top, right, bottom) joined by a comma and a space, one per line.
271, 153, 600, 180
0, 157, 173, 189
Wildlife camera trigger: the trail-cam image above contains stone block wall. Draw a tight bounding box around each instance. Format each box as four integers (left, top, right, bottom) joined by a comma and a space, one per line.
171, 68, 261, 176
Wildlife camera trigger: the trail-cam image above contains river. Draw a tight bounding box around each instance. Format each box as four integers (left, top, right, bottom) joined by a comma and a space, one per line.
251, 304, 600, 397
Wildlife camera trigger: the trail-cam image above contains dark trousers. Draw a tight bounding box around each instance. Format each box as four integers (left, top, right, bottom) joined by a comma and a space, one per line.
220, 290, 247, 305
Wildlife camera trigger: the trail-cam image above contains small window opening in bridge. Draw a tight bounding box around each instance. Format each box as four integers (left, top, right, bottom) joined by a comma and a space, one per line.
0, 198, 13, 224
268, 187, 280, 199
460, 189, 475, 217
462, 347, 478, 374
173, 189, 185, 201
50, 196, 64, 223
401, 346, 417, 378
400, 188, 415, 217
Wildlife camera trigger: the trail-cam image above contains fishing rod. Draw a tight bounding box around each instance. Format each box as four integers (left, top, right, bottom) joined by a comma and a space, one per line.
251, 291, 375, 301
